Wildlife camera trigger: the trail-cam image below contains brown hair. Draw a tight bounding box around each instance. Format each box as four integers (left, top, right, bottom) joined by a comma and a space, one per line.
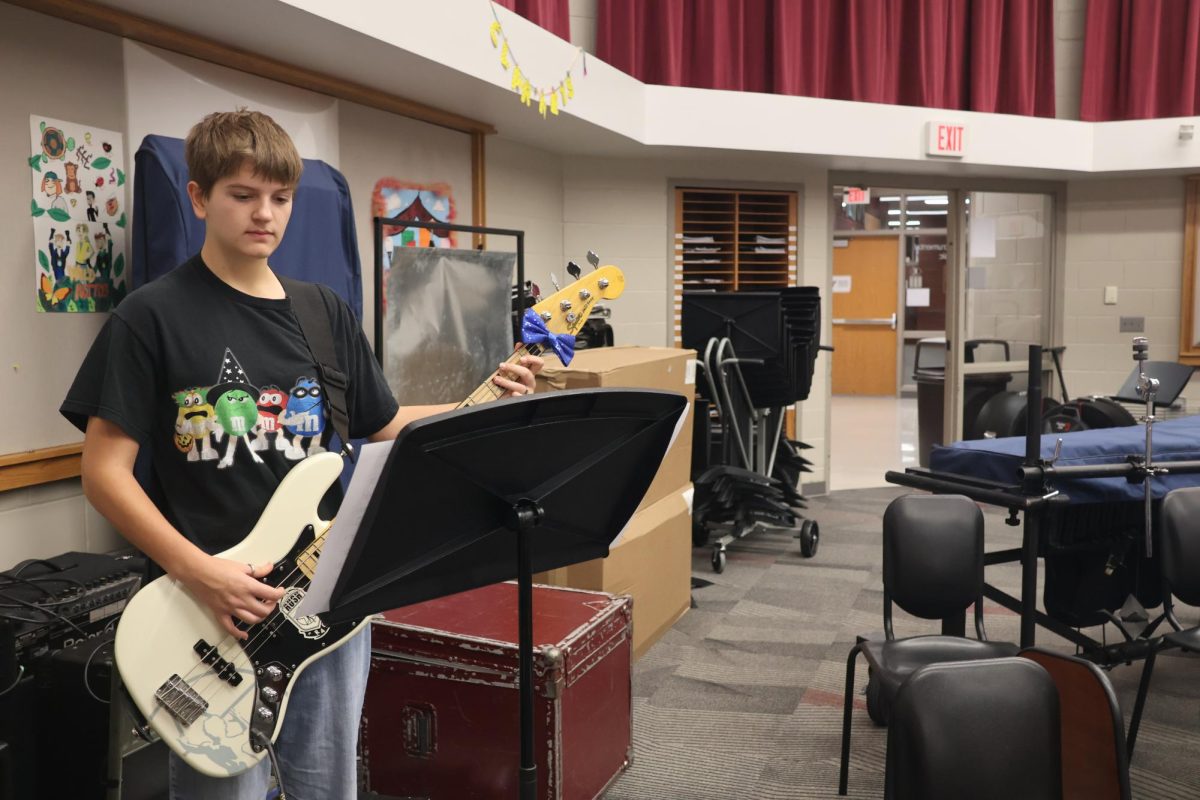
184, 109, 303, 197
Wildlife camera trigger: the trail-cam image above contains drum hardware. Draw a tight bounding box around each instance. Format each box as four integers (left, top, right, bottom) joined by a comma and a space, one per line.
1132, 337, 1166, 558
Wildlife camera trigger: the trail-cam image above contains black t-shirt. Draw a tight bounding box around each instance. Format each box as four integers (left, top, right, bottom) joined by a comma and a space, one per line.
60, 254, 399, 553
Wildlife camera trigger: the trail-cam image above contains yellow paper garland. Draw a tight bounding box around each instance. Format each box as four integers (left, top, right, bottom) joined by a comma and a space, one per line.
489, 2, 583, 118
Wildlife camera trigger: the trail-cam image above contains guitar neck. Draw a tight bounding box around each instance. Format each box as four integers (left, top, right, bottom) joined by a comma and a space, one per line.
456, 343, 545, 409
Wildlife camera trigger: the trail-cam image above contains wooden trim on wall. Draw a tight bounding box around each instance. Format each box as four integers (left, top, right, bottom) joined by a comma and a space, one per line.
471, 131, 487, 249
1180, 178, 1200, 366
672, 188, 685, 347
0, 444, 83, 493
5, 0, 496, 137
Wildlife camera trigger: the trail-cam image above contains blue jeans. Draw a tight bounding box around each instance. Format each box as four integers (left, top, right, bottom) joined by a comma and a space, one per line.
169, 627, 371, 800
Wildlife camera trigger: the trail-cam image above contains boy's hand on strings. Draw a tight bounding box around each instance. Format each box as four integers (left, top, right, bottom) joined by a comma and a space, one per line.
493, 345, 545, 398
178, 554, 286, 640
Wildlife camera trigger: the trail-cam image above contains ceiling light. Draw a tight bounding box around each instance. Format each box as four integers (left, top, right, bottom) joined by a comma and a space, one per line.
906, 220, 920, 226
888, 209, 901, 215
908, 195, 948, 205
905, 210, 948, 216
880, 196, 901, 202
887, 221, 901, 227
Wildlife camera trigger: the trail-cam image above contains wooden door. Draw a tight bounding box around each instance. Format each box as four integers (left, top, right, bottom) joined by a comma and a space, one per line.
832, 237, 899, 395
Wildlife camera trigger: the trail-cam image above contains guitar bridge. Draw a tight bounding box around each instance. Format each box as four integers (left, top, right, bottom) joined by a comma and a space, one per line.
154, 674, 208, 726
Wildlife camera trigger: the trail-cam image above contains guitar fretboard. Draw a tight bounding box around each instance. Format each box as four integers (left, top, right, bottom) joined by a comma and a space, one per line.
457, 343, 545, 409
297, 535, 322, 581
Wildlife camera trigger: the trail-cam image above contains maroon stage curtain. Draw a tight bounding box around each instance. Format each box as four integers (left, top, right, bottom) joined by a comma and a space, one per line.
1080, 0, 1200, 121
494, 0, 572, 41
596, 0, 1054, 117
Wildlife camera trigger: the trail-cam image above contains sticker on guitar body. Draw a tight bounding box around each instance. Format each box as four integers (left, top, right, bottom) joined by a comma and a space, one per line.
280, 587, 329, 639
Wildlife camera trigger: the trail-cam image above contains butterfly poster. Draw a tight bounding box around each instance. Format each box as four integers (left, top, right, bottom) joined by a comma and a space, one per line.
28, 115, 128, 313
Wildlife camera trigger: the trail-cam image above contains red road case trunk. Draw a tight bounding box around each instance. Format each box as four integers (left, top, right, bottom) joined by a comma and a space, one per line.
362, 582, 633, 799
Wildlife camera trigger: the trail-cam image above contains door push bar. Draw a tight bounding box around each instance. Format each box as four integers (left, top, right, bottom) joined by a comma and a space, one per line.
831, 312, 897, 330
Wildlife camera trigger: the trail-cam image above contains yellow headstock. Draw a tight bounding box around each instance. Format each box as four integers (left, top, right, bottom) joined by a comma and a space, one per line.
529, 265, 624, 337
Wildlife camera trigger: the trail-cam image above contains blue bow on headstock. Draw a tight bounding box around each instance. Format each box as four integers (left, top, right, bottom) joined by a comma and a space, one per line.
522, 308, 576, 365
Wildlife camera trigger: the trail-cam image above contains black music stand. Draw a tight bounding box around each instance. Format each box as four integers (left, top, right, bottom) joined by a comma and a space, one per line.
320, 388, 687, 800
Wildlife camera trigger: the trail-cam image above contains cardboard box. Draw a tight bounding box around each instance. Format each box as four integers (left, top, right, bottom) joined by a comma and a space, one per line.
537, 485, 692, 660
536, 346, 695, 514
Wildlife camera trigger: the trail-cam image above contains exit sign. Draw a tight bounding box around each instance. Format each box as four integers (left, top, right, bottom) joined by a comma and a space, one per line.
926, 121, 966, 158
844, 187, 870, 205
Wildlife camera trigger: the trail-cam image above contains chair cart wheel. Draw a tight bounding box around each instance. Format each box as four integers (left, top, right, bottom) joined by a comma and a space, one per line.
865, 670, 888, 726
711, 546, 726, 574
799, 519, 819, 558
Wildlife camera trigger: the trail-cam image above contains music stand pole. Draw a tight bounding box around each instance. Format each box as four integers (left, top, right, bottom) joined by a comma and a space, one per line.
511, 499, 543, 799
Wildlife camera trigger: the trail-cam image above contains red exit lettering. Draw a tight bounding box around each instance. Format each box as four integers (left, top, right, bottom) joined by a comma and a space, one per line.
938, 125, 963, 152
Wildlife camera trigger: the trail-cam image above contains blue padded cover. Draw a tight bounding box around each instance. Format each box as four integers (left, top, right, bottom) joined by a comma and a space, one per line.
931, 414, 1200, 503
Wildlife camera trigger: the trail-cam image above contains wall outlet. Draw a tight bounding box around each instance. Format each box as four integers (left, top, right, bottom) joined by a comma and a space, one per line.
1120, 316, 1145, 333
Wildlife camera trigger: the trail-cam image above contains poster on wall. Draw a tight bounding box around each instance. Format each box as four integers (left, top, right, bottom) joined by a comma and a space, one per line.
28, 115, 127, 313
371, 179, 456, 319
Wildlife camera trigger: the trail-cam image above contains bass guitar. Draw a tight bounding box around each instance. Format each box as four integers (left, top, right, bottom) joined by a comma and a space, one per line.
114, 263, 624, 777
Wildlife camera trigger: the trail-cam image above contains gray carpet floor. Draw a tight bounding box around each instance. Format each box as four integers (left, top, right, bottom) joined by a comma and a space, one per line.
603, 486, 1200, 800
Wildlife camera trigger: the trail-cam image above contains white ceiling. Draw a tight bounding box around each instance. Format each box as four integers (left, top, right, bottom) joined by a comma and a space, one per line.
90, 0, 1200, 181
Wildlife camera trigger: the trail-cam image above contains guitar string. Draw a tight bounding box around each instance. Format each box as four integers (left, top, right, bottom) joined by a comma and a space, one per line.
174, 341, 549, 705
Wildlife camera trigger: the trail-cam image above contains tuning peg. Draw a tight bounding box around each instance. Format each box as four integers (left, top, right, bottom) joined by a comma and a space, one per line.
586, 250, 600, 269
566, 261, 582, 280
549, 272, 561, 292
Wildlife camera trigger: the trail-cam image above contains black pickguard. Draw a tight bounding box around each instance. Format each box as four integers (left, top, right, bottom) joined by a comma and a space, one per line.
234, 524, 363, 749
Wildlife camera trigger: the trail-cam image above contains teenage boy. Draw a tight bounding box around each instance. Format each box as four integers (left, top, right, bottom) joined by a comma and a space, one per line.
61, 109, 542, 799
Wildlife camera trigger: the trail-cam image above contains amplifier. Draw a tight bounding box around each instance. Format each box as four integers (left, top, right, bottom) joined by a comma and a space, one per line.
1, 551, 145, 666
34, 629, 168, 800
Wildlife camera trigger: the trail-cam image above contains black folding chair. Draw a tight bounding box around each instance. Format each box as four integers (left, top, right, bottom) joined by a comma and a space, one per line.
1126, 485, 1200, 759
839, 494, 1019, 796
885, 658, 1062, 800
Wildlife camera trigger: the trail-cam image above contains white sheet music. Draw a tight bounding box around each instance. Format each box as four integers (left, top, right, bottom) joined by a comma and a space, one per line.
298, 441, 392, 616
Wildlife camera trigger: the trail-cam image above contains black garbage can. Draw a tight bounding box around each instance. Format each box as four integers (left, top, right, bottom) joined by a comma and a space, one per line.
914, 339, 1012, 467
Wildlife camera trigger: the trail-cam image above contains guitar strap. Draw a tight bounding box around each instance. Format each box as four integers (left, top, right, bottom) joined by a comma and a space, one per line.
280, 277, 355, 461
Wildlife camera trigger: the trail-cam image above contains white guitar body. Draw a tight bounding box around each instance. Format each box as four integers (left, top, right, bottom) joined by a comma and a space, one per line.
114, 452, 367, 778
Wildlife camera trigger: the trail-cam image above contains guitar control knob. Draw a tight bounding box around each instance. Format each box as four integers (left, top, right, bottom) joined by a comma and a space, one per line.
265, 665, 283, 681
261, 686, 279, 704
559, 300, 572, 311
598, 279, 610, 290
256, 706, 274, 722
540, 311, 552, 322
579, 289, 592, 301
